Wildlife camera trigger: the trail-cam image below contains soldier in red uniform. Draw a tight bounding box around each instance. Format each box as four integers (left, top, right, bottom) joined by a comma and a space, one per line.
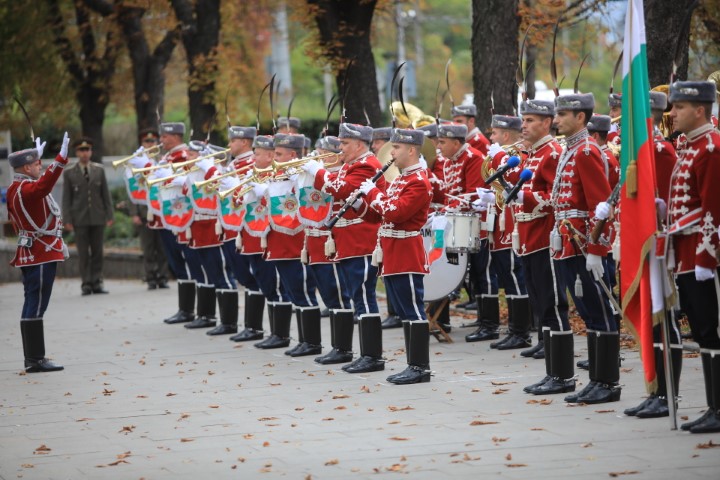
7, 132, 71, 372
303, 123, 386, 374
665, 81, 720, 433
606, 93, 622, 146
512, 99, 566, 364
371, 127, 392, 155
451, 104, 490, 155
648, 91, 678, 205
358, 128, 433, 384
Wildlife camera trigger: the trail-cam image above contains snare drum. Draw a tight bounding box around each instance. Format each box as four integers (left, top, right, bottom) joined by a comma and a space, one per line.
422, 218, 469, 302
445, 213, 481, 253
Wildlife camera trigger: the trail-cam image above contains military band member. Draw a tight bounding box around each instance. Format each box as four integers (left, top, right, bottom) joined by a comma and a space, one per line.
513, 99, 566, 362
451, 104, 490, 155
277, 116, 301, 134
664, 81, 720, 433
8, 133, 71, 372
649, 91, 678, 205
371, 127, 392, 155
303, 123, 386, 374
607, 93, 622, 145
127, 129, 170, 289
62, 137, 114, 295
358, 128, 433, 384
587, 115, 621, 189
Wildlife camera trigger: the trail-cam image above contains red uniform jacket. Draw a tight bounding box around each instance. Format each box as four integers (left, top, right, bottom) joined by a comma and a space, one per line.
8, 154, 68, 267
486, 147, 528, 252
668, 124, 720, 274
466, 127, 490, 155
314, 151, 385, 260
550, 131, 611, 259
653, 133, 678, 205
361, 163, 432, 276
515, 136, 562, 255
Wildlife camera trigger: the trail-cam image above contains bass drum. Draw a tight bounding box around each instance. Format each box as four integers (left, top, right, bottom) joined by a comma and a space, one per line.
421, 218, 469, 302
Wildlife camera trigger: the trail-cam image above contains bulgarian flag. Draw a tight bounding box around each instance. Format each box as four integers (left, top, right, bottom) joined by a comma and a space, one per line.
619, 0, 664, 392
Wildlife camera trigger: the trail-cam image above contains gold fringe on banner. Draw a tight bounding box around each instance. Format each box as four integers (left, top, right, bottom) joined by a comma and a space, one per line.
626, 161, 638, 198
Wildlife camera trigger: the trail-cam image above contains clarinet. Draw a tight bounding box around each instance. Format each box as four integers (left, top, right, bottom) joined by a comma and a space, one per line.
325, 159, 395, 229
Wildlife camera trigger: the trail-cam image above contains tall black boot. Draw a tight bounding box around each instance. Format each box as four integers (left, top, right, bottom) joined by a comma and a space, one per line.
635, 345, 683, 418
291, 306, 323, 356
497, 296, 533, 350
689, 349, 720, 433
344, 314, 385, 373
565, 331, 597, 402
285, 308, 304, 355
185, 285, 217, 329
230, 291, 265, 342
521, 328, 545, 358
164, 280, 196, 324
465, 295, 500, 342
21, 319, 63, 373
491, 297, 513, 349
254, 302, 276, 348
387, 321, 412, 382
387, 321, 431, 384
382, 293, 402, 329
682, 351, 714, 430
207, 289, 239, 335
316, 309, 355, 364
528, 330, 575, 395
524, 327, 552, 392
257, 302, 292, 349
576, 331, 621, 404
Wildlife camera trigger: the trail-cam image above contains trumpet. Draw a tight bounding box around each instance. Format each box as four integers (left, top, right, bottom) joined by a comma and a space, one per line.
171, 147, 231, 171
147, 171, 188, 187
131, 163, 169, 175
112, 144, 161, 169
271, 152, 338, 172
217, 166, 274, 199
193, 163, 254, 189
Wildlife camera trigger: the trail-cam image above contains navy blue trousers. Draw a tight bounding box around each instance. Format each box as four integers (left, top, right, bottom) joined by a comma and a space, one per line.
489, 248, 527, 297
308, 263, 352, 310
20, 262, 57, 319
245, 254, 286, 302
193, 245, 235, 289
469, 240, 498, 297
338, 255, 379, 315
676, 271, 720, 349
271, 259, 318, 307
555, 255, 617, 332
522, 249, 569, 331
222, 240, 258, 290
384, 273, 426, 321
158, 228, 183, 279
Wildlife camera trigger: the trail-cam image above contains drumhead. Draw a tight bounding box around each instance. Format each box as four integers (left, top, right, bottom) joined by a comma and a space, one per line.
421, 218, 468, 302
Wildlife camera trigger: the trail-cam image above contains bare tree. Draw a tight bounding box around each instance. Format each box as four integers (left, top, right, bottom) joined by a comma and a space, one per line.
645, 0, 695, 87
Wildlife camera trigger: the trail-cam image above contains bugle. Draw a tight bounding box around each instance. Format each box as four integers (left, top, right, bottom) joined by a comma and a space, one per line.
271, 152, 337, 172
171, 148, 231, 171
193, 163, 254, 189
217, 166, 274, 199
112, 144, 161, 169
131, 163, 169, 175
147, 171, 188, 187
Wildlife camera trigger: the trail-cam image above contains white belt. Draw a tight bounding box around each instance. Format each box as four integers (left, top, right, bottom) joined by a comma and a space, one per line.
334, 218, 363, 228
555, 209, 589, 220
676, 225, 700, 236
194, 213, 216, 221
19, 229, 62, 238
305, 228, 330, 237
515, 212, 547, 222
378, 228, 421, 239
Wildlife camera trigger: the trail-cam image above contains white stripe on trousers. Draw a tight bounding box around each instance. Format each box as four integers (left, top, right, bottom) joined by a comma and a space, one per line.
549, 251, 567, 331
36, 264, 44, 318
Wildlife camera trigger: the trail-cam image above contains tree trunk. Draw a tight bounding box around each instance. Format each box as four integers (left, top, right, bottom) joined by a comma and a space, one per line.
117, 6, 179, 135
171, 0, 221, 143
471, 0, 519, 132
307, 0, 382, 128
645, 0, 694, 87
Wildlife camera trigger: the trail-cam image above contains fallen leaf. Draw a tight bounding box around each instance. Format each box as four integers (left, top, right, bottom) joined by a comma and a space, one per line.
208, 370, 215, 375
471, 388, 481, 393
506, 453, 512, 461
21, 464, 34, 468
325, 459, 339, 466
388, 420, 401, 425
530, 427, 546, 431
335, 406, 347, 410
136, 395, 148, 399
332, 394, 350, 399
595, 409, 615, 413
492, 437, 509, 443
360, 385, 371, 393
238, 457, 246, 462
116, 451, 132, 460
608, 471, 639, 477
76, 418, 94, 422
388, 405, 415, 412
295, 407, 304, 411
470, 420, 498, 426
492, 388, 509, 395
582, 442, 593, 448
118, 426, 135, 434
258, 417, 278, 421
262, 441, 270, 447
166, 393, 177, 397
180, 438, 194, 443
209, 405, 220, 409
33, 444, 51, 455
506, 463, 527, 468
322, 417, 335, 421
386, 464, 407, 472
527, 399, 553, 405
389, 436, 411, 441
64, 392, 72, 396
179, 413, 190, 421
695, 440, 720, 449
491, 381, 516, 386
243, 434, 254, 439
106, 459, 130, 467
102, 389, 115, 396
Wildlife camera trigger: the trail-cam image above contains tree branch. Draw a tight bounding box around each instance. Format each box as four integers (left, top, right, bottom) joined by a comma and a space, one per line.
83, 0, 113, 17
46, 0, 84, 83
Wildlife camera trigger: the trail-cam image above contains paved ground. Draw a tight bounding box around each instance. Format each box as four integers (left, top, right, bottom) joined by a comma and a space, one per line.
0, 279, 718, 479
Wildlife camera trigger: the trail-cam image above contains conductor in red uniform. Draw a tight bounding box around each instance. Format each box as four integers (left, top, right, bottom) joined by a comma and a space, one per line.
7, 132, 71, 372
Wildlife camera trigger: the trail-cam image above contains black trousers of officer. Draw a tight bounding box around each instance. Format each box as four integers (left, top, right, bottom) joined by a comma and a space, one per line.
523, 249, 569, 331
74, 224, 105, 289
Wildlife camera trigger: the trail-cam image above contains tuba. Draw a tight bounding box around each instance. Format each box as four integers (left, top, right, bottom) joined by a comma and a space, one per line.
651, 84, 674, 139
481, 142, 526, 209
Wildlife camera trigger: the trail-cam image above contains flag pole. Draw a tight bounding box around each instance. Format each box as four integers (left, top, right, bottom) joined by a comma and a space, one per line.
656, 233, 678, 430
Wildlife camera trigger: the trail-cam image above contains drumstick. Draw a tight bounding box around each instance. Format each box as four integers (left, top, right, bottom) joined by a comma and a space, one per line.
444, 194, 474, 205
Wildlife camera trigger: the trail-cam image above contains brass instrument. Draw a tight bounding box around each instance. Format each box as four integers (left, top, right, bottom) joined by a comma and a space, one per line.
611, 115, 621, 124
217, 166, 274, 199
112, 144, 161, 169
171, 148, 231, 171
147, 171, 188, 187
193, 163, 254, 189
481, 142, 526, 209
131, 163, 170, 175
388, 101, 438, 171
375, 136, 436, 184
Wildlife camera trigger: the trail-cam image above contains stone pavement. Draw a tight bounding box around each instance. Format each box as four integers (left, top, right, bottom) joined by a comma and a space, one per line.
0, 279, 718, 479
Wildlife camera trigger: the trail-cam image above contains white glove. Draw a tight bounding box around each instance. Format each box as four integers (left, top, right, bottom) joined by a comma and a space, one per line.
35, 137, 46, 158
471, 199, 488, 212
289, 173, 300, 184
251, 182, 268, 198
168, 175, 186, 187
154, 167, 173, 179
195, 156, 214, 173
655, 198, 667, 218
695, 265, 715, 282
59, 132, 69, 159
419, 156, 428, 169
594, 201, 611, 220
219, 176, 240, 192
488, 143, 504, 158
359, 178, 375, 196
129, 154, 150, 169
477, 188, 495, 204
301, 159, 323, 177
352, 197, 364, 209
586, 253, 605, 281
609, 123, 619, 134
134, 146, 145, 155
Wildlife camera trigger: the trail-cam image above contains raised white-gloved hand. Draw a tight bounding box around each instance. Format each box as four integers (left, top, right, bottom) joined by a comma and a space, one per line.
35, 136, 46, 158
585, 253, 605, 281
477, 188, 495, 205
219, 176, 240, 192
471, 199, 488, 212
168, 175, 186, 187
695, 265, 715, 282
301, 159, 323, 177
154, 167, 172, 179
195, 156, 215, 173
594, 201, 611, 220
251, 182, 268, 198
655, 198, 667, 218
488, 143, 504, 158
609, 123, 619, 134
134, 146, 145, 156
359, 178, 375, 196
59, 132, 70, 159
129, 154, 150, 169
